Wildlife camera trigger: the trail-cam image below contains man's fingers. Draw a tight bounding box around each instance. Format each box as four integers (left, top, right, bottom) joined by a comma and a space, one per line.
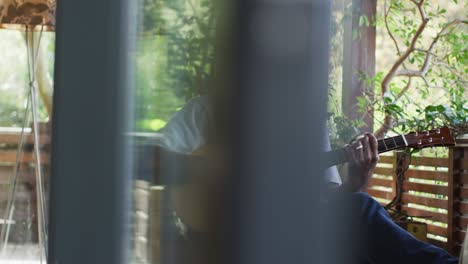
349, 140, 363, 164
362, 135, 371, 164
350, 133, 379, 166
367, 133, 379, 163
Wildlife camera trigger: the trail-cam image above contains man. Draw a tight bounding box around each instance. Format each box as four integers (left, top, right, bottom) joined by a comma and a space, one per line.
327, 132, 457, 263
152, 95, 458, 263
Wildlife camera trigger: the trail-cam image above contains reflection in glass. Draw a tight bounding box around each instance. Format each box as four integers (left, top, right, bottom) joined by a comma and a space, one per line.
132, 0, 225, 263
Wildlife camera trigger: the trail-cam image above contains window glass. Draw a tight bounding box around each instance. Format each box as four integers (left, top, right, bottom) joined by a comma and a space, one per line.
131, 0, 224, 263
0, 29, 55, 263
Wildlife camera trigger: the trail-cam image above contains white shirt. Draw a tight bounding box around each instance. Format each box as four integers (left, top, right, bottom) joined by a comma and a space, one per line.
153, 95, 342, 185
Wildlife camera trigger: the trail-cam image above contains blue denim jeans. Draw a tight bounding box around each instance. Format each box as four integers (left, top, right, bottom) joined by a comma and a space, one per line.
350, 192, 458, 264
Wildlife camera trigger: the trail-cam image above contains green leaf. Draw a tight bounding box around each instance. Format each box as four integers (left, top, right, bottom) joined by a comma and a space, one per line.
436, 105, 446, 113
425, 105, 438, 112
383, 95, 393, 104
357, 96, 367, 108
359, 15, 370, 27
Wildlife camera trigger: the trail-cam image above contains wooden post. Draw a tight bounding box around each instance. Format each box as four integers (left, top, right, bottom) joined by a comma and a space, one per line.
447, 147, 456, 254
449, 134, 468, 256
394, 151, 410, 212
342, 0, 376, 132
150, 186, 166, 264
390, 151, 397, 205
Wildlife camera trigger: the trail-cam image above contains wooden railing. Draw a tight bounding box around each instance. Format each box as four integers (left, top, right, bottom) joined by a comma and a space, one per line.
0, 124, 51, 243
367, 135, 468, 256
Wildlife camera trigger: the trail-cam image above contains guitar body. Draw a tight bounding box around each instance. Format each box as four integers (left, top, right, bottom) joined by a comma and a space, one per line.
168, 145, 226, 232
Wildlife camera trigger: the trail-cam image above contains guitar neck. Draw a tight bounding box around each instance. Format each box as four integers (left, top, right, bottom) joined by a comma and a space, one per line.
377, 134, 407, 153
324, 135, 407, 168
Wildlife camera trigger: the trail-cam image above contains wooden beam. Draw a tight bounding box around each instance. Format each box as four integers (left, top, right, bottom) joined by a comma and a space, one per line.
368, 188, 393, 200
427, 238, 448, 251
378, 155, 394, 164
342, 0, 376, 132
401, 205, 447, 223
458, 217, 468, 230
401, 193, 447, 210
404, 170, 448, 182
410, 156, 449, 167
460, 187, 468, 199
427, 223, 448, 238
374, 167, 393, 176
368, 177, 393, 188
0, 150, 50, 164
403, 182, 448, 196
0, 133, 50, 145
455, 202, 468, 214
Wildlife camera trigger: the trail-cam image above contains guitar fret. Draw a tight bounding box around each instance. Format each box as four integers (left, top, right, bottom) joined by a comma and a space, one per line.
392, 137, 397, 148
386, 138, 395, 149
402, 134, 408, 146
382, 139, 388, 150
397, 135, 406, 147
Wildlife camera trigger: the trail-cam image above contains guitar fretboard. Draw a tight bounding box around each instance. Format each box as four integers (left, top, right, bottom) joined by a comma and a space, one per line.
323, 134, 408, 169
377, 135, 407, 153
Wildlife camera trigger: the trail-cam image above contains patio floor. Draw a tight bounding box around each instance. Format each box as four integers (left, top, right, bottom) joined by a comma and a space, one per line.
0, 244, 44, 264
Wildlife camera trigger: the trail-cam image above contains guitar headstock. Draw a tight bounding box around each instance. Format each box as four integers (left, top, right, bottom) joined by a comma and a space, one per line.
405, 127, 455, 149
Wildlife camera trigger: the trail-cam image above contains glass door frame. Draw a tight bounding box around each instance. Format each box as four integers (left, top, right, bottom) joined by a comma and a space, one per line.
48, 0, 137, 263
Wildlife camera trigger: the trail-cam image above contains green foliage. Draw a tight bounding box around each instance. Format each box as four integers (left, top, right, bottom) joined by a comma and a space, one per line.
137, 118, 167, 131
135, 36, 185, 131
136, 0, 216, 131
142, 0, 167, 35
372, 1, 467, 134
0, 94, 27, 127
328, 6, 345, 116
0, 31, 52, 127
328, 115, 364, 149
156, 0, 216, 100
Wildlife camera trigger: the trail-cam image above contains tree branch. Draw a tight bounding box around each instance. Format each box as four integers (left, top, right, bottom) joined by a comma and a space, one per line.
432, 60, 466, 81
380, 3, 429, 96
395, 53, 432, 77
384, 0, 403, 57
428, 19, 467, 52
415, 0, 426, 20
376, 0, 428, 137
375, 2, 467, 137
395, 77, 412, 100
421, 76, 430, 87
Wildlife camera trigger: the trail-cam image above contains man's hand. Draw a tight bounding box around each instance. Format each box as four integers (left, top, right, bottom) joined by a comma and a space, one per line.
344, 133, 379, 192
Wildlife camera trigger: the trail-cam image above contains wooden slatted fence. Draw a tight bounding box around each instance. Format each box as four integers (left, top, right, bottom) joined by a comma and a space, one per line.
0, 124, 50, 243
367, 153, 395, 204
367, 135, 468, 256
